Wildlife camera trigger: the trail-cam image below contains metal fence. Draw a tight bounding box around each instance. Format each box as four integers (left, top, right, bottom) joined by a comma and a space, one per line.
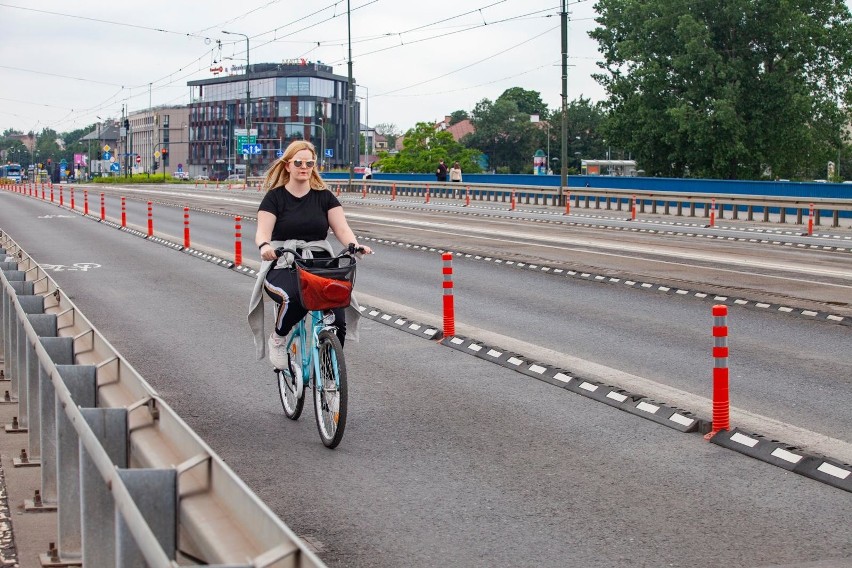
327, 180, 852, 227
0, 232, 326, 567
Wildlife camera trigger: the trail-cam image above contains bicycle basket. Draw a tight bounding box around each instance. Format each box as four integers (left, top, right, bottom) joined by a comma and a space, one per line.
294, 255, 356, 311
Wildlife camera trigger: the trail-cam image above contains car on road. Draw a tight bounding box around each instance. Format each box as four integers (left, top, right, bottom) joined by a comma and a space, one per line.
225, 174, 245, 182
194, 175, 210, 181
173, 171, 190, 180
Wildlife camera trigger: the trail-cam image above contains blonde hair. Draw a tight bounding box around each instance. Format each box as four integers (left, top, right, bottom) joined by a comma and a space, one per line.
261, 140, 326, 192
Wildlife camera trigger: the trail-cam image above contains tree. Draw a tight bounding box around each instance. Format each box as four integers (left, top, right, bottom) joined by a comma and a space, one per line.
497, 88, 548, 118
547, 97, 609, 174
448, 110, 469, 125
591, 0, 852, 179
376, 122, 482, 174
374, 122, 402, 150
465, 96, 541, 173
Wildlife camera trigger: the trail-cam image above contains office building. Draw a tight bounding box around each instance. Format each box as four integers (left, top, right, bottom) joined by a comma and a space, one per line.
187, 60, 357, 179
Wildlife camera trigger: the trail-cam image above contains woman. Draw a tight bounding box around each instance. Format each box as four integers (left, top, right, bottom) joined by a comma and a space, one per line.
247, 140, 372, 369
449, 161, 462, 183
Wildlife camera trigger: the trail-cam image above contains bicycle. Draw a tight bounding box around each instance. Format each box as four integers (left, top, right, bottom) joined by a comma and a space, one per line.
273, 244, 363, 448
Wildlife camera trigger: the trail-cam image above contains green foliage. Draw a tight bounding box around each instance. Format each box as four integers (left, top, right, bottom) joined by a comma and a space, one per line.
448, 110, 469, 125
591, 0, 852, 179
497, 88, 548, 118
376, 122, 482, 174
465, 96, 542, 173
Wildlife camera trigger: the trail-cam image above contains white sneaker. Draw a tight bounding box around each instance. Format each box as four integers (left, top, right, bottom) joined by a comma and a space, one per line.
268, 333, 289, 370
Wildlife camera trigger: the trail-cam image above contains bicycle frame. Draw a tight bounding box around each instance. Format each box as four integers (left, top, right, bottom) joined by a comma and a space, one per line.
287, 310, 340, 391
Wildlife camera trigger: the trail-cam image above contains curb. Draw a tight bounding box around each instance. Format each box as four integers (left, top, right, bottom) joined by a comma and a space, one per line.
710, 428, 852, 493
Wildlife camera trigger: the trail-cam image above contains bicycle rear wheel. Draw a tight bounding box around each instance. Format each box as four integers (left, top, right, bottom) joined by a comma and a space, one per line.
313, 329, 347, 448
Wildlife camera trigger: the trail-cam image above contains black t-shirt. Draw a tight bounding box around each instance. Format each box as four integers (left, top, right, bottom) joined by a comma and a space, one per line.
258, 186, 342, 242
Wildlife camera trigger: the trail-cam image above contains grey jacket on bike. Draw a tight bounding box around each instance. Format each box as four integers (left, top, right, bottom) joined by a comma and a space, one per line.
247, 238, 362, 360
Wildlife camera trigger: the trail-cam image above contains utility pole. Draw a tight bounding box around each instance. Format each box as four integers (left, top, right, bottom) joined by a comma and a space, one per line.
148, 83, 152, 178
560, 0, 568, 206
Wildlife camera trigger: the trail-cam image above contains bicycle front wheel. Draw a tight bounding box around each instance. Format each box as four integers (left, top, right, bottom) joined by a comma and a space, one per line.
278, 368, 305, 420
313, 329, 348, 448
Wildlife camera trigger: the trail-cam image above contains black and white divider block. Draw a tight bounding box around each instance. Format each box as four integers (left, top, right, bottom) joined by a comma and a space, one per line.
710, 428, 852, 493
358, 306, 442, 340
440, 335, 575, 388
439, 335, 706, 433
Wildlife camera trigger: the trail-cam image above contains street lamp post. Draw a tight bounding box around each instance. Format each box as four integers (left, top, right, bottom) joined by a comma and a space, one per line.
223, 30, 251, 184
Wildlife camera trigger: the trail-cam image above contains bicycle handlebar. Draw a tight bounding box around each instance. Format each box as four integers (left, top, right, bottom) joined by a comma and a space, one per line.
274, 243, 366, 259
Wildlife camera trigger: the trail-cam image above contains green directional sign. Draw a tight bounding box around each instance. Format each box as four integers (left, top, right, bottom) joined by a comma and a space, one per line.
236, 135, 257, 148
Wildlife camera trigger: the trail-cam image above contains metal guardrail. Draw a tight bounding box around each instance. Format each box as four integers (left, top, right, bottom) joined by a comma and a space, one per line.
0, 233, 326, 567
330, 180, 852, 227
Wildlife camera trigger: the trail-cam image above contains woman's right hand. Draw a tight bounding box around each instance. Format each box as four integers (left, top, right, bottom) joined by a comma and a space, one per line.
260, 244, 277, 261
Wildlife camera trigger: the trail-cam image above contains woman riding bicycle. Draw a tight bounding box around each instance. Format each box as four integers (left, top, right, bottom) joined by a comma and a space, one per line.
248, 140, 372, 369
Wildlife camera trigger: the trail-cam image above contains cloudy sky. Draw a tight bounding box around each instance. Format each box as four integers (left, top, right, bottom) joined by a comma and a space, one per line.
0, 0, 603, 135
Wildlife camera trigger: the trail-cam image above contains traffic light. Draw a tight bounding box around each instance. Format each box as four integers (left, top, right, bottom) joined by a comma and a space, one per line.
161, 147, 168, 157
124, 119, 130, 130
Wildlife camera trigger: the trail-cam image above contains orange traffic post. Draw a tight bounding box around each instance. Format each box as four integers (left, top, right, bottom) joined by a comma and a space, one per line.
41, 184, 45, 200
708, 198, 716, 228
631, 194, 637, 221
565, 190, 571, 215
234, 216, 243, 266
59, 186, 64, 207
708, 305, 730, 436
510, 189, 516, 211
425, 185, 431, 204
100, 193, 105, 221
807, 203, 814, 236
70, 188, 75, 211
83, 190, 89, 215
465, 186, 471, 207
362, 182, 367, 199
442, 252, 455, 338
50, 186, 54, 203
336, 184, 341, 197
121, 197, 126, 227
391, 183, 397, 201
147, 201, 153, 237
183, 207, 191, 248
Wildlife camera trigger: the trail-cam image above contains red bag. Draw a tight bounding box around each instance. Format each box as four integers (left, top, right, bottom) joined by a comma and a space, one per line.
295, 256, 356, 310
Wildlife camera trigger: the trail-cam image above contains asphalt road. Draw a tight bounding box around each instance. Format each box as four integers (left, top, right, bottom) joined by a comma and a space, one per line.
1, 188, 850, 568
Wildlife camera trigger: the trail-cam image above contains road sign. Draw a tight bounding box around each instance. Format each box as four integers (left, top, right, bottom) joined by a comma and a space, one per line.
103, 152, 111, 161
135, 155, 142, 164
324, 148, 333, 158
236, 135, 257, 148
110, 163, 120, 172
276, 149, 284, 158
242, 143, 262, 155
103, 145, 110, 152
177, 164, 183, 171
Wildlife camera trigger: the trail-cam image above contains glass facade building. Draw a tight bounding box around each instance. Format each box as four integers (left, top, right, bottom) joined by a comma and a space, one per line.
187, 61, 356, 179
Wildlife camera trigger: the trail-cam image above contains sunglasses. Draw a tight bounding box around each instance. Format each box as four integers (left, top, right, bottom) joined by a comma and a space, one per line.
290, 159, 316, 168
